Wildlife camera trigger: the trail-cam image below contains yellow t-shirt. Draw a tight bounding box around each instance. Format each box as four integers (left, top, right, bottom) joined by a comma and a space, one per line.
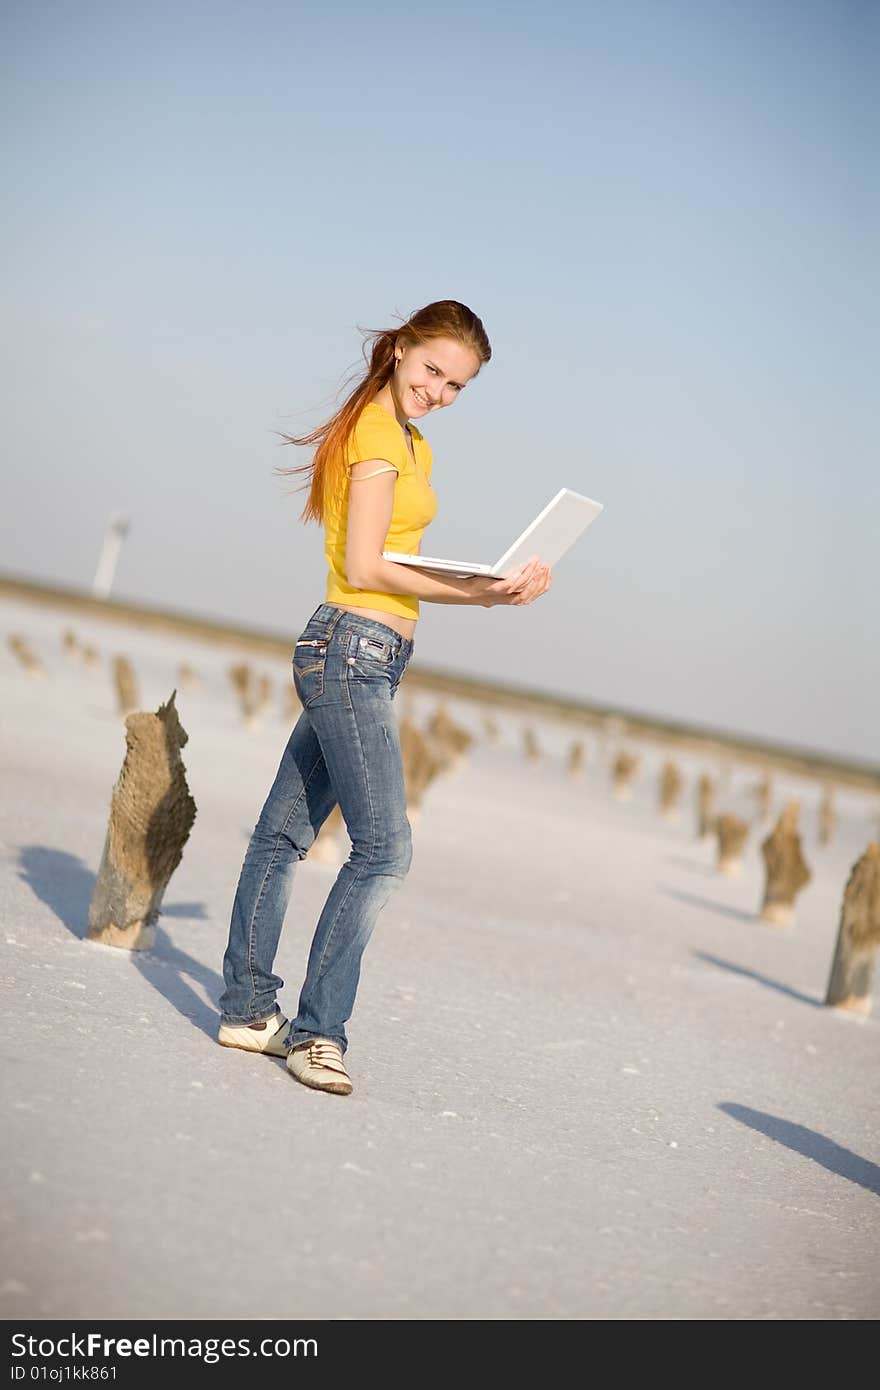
324, 402, 438, 620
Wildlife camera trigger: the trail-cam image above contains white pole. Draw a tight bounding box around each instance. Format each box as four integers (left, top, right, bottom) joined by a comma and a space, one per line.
93, 514, 130, 599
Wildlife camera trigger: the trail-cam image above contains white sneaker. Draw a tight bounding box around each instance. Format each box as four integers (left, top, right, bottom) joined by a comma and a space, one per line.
287, 1038, 353, 1095
217, 1012, 291, 1057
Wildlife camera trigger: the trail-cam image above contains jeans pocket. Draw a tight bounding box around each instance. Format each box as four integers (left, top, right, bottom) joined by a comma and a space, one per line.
347, 632, 397, 667
344, 633, 399, 698
355, 633, 395, 661
292, 638, 328, 707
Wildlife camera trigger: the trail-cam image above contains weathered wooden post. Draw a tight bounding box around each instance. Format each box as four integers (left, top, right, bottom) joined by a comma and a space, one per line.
257, 672, 273, 718
309, 803, 346, 865
567, 740, 586, 781
450, 715, 473, 768
426, 704, 473, 771
113, 655, 139, 716
87, 691, 197, 951
522, 726, 541, 762
61, 629, 80, 662
697, 773, 716, 841
7, 635, 45, 677
759, 800, 812, 926
177, 663, 201, 691
281, 680, 301, 722
715, 814, 748, 876
659, 760, 683, 822
716, 751, 733, 794
612, 751, 639, 801
602, 715, 625, 756
753, 769, 773, 823
482, 713, 500, 743
400, 716, 446, 829
825, 843, 880, 1016
818, 783, 835, 847
228, 661, 260, 729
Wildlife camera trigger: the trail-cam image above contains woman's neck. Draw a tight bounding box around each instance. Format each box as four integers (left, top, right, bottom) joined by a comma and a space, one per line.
372, 383, 409, 431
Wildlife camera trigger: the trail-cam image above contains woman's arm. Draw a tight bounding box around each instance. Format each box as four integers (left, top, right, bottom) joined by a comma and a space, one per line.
346, 463, 483, 605
345, 464, 550, 607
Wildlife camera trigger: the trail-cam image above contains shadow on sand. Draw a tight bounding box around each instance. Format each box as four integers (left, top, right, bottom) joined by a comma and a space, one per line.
18, 845, 94, 940
17, 844, 220, 1039
664, 853, 723, 879
662, 885, 756, 924
694, 949, 820, 1007
719, 1103, 880, 1196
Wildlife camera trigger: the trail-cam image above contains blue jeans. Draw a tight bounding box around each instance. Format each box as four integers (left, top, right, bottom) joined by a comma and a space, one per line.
218, 604, 415, 1055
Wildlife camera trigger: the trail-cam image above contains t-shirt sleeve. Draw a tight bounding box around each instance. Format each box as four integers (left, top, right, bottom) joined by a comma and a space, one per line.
350, 464, 398, 480
346, 409, 412, 477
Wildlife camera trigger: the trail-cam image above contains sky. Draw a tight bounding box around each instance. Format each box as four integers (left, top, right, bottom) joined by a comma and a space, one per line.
2, 0, 877, 766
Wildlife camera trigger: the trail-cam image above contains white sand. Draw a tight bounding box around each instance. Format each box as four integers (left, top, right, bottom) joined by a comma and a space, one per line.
1, 594, 878, 1321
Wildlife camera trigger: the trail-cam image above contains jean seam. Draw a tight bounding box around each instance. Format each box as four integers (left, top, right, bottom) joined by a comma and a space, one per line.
294, 659, 325, 707
283, 727, 334, 842
289, 1029, 345, 1049
311, 684, 382, 985
243, 740, 329, 1014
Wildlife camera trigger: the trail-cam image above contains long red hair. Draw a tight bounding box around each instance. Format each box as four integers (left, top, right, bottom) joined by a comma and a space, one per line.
275, 300, 491, 525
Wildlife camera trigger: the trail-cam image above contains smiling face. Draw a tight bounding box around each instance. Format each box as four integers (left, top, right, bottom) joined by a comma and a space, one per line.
387, 335, 483, 423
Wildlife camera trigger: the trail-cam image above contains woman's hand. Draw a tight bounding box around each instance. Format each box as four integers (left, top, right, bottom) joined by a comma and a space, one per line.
473, 556, 552, 608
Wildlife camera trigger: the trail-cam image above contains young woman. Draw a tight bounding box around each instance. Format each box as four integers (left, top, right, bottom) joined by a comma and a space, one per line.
217, 300, 551, 1095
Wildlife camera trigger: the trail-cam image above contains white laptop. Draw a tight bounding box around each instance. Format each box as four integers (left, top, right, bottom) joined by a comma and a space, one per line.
383, 487, 604, 578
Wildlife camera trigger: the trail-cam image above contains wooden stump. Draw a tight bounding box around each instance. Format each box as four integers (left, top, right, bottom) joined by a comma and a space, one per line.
87, 691, 197, 951
281, 680, 301, 722
825, 843, 880, 1015
425, 704, 473, 772
257, 672, 273, 716
7, 634, 46, 677
602, 716, 626, 753
659, 760, 683, 822
753, 770, 773, 823
482, 713, 500, 743
522, 726, 541, 762
716, 753, 733, 794
697, 774, 716, 841
760, 800, 811, 926
61, 629, 80, 661
716, 814, 748, 876
567, 740, 586, 781
228, 661, 261, 728
818, 783, 835, 847
308, 803, 345, 865
113, 655, 139, 716
177, 663, 201, 691
612, 751, 639, 801
400, 716, 446, 827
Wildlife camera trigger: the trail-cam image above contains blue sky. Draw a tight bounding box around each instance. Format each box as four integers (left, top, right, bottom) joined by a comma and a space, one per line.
2, 0, 877, 763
